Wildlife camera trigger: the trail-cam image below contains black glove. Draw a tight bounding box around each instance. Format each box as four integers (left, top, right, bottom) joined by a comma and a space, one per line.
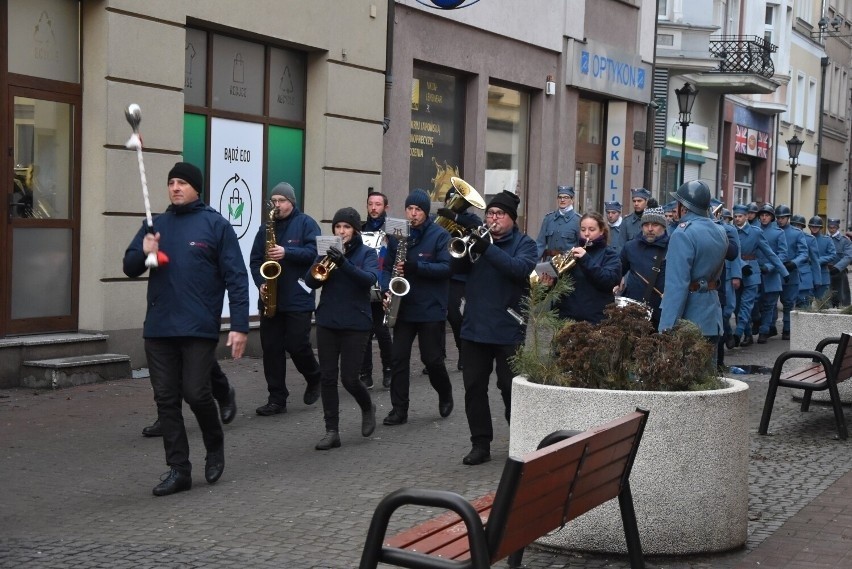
403, 260, 419, 275
469, 233, 490, 255
830, 265, 841, 275
436, 208, 457, 222
741, 265, 753, 277
783, 261, 796, 271
326, 246, 345, 265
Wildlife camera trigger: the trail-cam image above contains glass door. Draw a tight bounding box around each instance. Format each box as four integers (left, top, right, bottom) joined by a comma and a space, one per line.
3, 90, 80, 334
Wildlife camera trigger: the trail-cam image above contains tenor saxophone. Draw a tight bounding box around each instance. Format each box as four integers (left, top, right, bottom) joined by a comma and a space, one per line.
259, 203, 282, 317
383, 230, 410, 328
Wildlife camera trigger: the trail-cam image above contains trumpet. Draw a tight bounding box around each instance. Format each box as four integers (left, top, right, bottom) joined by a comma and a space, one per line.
309, 255, 338, 281
448, 223, 496, 263
529, 239, 592, 286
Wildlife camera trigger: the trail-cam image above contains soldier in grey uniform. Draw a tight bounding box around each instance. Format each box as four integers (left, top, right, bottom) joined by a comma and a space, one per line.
622, 188, 651, 244
535, 185, 579, 261
605, 200, 626, 254
827, 218, 852, 307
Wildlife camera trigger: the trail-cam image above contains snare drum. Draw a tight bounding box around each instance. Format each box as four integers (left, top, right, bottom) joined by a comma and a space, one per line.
613, 296, 652, 320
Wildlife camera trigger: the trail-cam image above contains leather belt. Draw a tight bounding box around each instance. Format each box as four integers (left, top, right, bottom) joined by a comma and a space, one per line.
741, 254, 756, 261
688, 280, 718, 292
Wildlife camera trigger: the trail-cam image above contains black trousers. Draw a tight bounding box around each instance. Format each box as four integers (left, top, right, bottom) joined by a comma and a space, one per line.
211, 361, 231, 402
831, 270, 851, 307
389, 320, 452, 413
360, 302, 393, 375
447, 280, 465, 365
260, 311, 321, 406
461, 340, 516, 449
146, 337, 223, 474
317, 326, 372, 432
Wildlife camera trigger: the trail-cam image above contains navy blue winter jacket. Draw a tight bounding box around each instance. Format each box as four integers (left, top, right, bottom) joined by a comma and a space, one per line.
557, 237, 622, 324
123, 199, 249, 339
396, 217, 452, 323
304, 235, 379, 331
458, 227, 538, 345
619, 233, 668, 322
249, 207, 320, 313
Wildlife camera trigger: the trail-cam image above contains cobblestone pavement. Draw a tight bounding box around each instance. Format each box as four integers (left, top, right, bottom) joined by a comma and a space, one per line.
2, 331, 851, 568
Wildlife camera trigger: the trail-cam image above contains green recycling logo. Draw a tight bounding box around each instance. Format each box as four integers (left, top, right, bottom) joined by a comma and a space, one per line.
219, 173, 253, 239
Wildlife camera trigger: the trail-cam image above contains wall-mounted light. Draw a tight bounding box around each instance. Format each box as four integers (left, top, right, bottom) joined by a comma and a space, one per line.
545, 74, 556, 96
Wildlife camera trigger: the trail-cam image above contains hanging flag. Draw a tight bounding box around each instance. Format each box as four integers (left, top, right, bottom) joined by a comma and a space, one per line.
757, 131, 770, 158
735, 124, 748, 154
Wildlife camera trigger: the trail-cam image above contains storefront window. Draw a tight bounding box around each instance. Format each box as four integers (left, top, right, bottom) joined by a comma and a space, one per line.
485, 84, 528, 213
410, 67, 465, 201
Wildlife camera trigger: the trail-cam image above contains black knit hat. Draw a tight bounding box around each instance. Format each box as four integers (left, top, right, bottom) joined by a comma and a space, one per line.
168, 162, 203, 197
405, 189, 431, 215
332, 207, 361, 230
486, 190, 520, 221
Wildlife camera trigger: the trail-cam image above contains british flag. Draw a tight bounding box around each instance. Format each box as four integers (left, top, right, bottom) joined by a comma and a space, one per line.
735, 125, 748, 154
757, 131, 770, 158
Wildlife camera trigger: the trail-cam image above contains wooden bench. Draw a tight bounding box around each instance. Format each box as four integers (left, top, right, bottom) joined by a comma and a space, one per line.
358, 409, 649, 569
759, 332, 852, 440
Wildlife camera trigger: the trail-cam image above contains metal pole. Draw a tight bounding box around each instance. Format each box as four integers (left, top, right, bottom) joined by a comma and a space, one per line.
790, 164, 796, 214
680, 122, 687, 186
815, 57, 829, 216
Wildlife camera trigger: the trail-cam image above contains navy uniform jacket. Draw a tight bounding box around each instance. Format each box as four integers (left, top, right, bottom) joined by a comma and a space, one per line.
622, 211, 644, 243
619, 233, 668, 322
658, 211, 728, 335
458, 226, 537, 345
780, 224, 809, 286
304, 236, 379, 331
759, 222, 789, 293
736, 222, 787, 288
397, 217, 452, 323
536, 209, 579, 259
250, 207, 320, 313
815, 233, 837, 285
556, 238, 622, 324
124, 199, 250, 339
800, 232, 821, 290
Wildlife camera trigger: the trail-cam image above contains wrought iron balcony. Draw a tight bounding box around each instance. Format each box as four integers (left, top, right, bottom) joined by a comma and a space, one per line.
709, 36, 777, 78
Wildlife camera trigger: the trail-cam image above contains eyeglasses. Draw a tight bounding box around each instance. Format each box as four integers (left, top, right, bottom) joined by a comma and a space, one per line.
270, 198, 288, 204
485, 209, 507, 219
557, 195, 572, 200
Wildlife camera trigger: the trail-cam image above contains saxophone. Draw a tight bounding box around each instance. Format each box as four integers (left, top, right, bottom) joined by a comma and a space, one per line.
259, 202, 282, 317
383, 229, 410, 328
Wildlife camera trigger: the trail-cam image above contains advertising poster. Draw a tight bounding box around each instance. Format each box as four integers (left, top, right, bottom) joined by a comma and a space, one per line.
409, 68, 464, 202
210, 117, 264, 317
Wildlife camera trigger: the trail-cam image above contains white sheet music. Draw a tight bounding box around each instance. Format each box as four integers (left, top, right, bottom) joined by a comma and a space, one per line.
316, 235, 343, 255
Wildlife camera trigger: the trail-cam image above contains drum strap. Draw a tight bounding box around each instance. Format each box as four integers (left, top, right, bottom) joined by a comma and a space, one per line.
640, 251, 666, 303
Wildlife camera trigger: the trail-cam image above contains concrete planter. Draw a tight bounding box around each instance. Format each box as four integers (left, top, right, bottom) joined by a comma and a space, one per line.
509, 376, 749, 556
790, 310, 852, 404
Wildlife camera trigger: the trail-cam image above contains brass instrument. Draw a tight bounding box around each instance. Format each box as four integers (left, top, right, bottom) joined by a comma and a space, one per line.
259, 202, 283, 317
448, 223, 496, 263
309, 255, 338, 281
383, 228, 410, 328
435, 177, 486, 236
529, 239, 592, 286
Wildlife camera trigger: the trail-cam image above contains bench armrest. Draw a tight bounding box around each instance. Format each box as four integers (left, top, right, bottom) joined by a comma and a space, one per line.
815, 337, 842, 354
771, 350, 833, 380
359, 488, 490, 569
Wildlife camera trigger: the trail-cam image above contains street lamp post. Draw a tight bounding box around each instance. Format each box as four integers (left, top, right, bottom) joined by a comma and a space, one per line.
786, 135, 804, 214
675, 82, 699, 186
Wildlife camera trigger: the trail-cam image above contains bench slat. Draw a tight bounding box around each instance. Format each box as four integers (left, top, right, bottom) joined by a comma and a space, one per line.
780, 364, 827, 383
384, 494, 494, 549
394, 508, 490, 556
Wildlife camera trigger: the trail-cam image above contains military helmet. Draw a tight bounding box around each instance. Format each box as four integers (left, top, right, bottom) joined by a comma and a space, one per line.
758, 203, 776, 220
775, 204, 792, 218
670, 180, 712, 216
721, 208, 733, 220
790, 214, 807, 227
808, 215, 824, 228
747, 202, 759, 214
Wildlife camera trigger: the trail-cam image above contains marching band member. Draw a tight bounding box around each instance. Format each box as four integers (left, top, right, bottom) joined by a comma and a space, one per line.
304, 207, 379, 450
383, 189, 454, 426
454, 191, 537, 465
617, 205, 669, 329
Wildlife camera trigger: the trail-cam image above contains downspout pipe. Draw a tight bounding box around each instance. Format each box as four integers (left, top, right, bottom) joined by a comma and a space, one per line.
383, 0, 395, 133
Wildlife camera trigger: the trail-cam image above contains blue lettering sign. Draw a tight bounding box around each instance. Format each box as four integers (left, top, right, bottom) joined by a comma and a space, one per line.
581, 51, 589, 75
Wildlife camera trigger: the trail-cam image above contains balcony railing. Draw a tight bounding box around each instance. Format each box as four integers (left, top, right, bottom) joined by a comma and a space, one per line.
709, 35, 777, 78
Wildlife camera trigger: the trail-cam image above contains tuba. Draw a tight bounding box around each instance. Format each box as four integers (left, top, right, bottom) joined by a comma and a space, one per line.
259, 202, 283, 317
434, 177, 486, 236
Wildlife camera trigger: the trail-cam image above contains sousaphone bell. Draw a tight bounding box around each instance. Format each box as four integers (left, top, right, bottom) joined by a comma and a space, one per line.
435, 177, 486, 236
